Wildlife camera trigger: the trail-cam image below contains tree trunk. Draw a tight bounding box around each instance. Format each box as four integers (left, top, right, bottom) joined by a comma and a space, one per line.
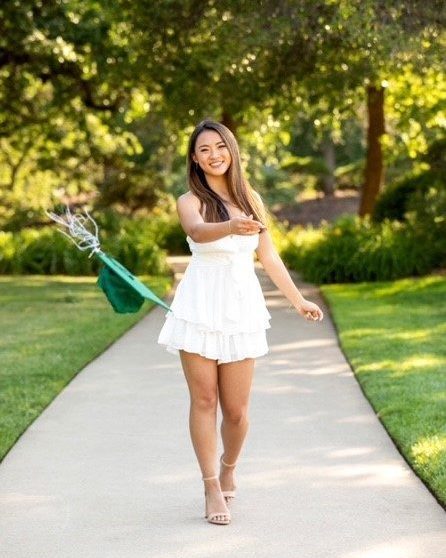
221, 110, 238, 136
359, 84, 385, 216
321, 134, 336, 196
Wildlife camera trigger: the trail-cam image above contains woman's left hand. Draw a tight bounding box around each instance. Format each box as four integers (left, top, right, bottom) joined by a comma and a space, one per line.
296, 299, 324, 321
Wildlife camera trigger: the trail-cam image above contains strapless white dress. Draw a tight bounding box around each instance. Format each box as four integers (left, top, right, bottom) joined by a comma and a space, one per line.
157, 233, 271, 364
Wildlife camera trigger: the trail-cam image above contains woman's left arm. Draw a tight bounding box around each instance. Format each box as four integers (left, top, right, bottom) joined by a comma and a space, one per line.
255, 229, 324, 322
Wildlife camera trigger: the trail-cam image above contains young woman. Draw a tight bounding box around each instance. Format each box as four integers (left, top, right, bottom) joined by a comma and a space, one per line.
158, 119, 323, 525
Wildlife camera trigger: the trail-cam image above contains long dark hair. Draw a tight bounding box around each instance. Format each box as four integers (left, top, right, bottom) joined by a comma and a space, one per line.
186, 119, 268, 227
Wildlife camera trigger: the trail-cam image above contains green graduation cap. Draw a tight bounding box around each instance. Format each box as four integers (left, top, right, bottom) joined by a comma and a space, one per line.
47, 208, 171, 314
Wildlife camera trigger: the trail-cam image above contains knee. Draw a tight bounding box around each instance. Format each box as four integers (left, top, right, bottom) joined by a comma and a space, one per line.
191, 392, 218, 413
223, 406, 249, 426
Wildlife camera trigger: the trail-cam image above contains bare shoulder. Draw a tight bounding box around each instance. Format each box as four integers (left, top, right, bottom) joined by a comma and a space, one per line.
177, 191, 205, 221
177, 191, 201, 208
176, 191, 206, 236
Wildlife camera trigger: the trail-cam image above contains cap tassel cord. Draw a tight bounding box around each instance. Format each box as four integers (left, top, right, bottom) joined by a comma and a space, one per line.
46, 208, 102, 258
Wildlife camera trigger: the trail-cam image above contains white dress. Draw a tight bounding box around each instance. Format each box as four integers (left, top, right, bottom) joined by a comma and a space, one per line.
157, 232, 271, 364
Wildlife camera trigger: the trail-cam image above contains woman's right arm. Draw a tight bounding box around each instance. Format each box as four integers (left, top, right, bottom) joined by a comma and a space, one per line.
176, 194, 263, 243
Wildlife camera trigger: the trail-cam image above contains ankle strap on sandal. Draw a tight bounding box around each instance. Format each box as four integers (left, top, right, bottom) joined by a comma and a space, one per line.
202, 475, 218, 481
221, 455, 237, 468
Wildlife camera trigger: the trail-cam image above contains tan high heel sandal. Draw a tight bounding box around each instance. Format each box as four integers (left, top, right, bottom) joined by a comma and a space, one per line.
220, 454, 237, 501
202, 475, 231, 525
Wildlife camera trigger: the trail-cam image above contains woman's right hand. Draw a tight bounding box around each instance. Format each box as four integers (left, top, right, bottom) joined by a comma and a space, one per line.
229, 214, 266, 235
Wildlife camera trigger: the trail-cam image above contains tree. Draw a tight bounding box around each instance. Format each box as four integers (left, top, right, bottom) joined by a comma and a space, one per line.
352, 1, 445, 215
277, 1, 446, 214
0, 0, 167, 226
1, 0, 444, 228
359, 84, 385, 215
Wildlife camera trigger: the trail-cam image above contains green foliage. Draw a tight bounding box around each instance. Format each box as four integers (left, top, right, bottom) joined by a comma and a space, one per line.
95, 207, 188, 255
373, 137, 446, 223
0, 1, 175, 230
373, 172, 433, 222
408, 185, 446, 262
383, 65, 446, 175
281, 155, 329, 175
282, 215, 436, 284
259, 164, 298, 207
101, 223, 168, 276
5, 229, 93, 275
267, 216, 290, 254
285, 136, 446, 284
0, 0, 445, 229
0, 212, 176, 275
155, 219, 189, 255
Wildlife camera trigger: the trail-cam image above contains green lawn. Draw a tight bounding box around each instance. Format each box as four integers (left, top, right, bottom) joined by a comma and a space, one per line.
0, 275, 172, 461
321, 275, 446, 509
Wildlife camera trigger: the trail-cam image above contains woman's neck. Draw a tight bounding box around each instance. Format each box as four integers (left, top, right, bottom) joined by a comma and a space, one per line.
205, 173, 230, 198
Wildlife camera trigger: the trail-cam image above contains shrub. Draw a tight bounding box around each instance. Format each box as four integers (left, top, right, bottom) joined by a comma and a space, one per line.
281, 215, 435, 284
407, 186, 446, 268
0, 212, 172, 276
260, 213, 288, 254
101, 218, 169, 275
145, 215, 189, 255
373, 172, 442, 223
373, 138, 446, 223
15, 228, 96, 275
0, 205, 289, 275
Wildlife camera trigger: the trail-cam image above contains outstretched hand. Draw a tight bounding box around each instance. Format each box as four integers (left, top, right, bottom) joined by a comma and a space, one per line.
230, 214, 266, 235
296, 299, 324, 321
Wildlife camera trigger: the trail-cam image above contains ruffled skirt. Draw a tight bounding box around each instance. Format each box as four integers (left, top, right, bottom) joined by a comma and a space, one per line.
157, 258, 271, 364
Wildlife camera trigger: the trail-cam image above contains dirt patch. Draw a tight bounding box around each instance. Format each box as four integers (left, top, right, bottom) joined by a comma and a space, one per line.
272, 190, 360, 228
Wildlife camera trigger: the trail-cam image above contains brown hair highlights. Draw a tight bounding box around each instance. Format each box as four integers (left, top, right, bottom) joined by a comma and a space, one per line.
186, 119, 268, 228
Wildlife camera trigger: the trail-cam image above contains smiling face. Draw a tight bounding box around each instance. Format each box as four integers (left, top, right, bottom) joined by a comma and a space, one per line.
192, 129, 232, 177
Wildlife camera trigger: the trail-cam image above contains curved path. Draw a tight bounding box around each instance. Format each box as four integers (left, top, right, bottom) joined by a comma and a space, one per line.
0, 256, 445, 557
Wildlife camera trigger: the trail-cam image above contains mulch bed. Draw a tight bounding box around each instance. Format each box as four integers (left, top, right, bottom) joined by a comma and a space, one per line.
272, 190, 360, 228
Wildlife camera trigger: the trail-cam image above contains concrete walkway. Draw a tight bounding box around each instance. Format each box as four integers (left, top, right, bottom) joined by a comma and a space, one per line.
0, 257, 445, 558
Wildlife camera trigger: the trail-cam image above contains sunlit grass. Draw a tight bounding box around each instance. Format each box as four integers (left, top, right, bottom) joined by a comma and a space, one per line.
321, 275, 446, 508
0, 274, 172, 461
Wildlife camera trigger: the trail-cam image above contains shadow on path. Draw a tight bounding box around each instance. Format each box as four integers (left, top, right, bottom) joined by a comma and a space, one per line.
0, 256, 444, 557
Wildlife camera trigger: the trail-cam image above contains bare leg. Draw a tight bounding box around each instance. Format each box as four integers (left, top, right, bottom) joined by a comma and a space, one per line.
218, 357, 255, 494
179, 350, 229, 522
